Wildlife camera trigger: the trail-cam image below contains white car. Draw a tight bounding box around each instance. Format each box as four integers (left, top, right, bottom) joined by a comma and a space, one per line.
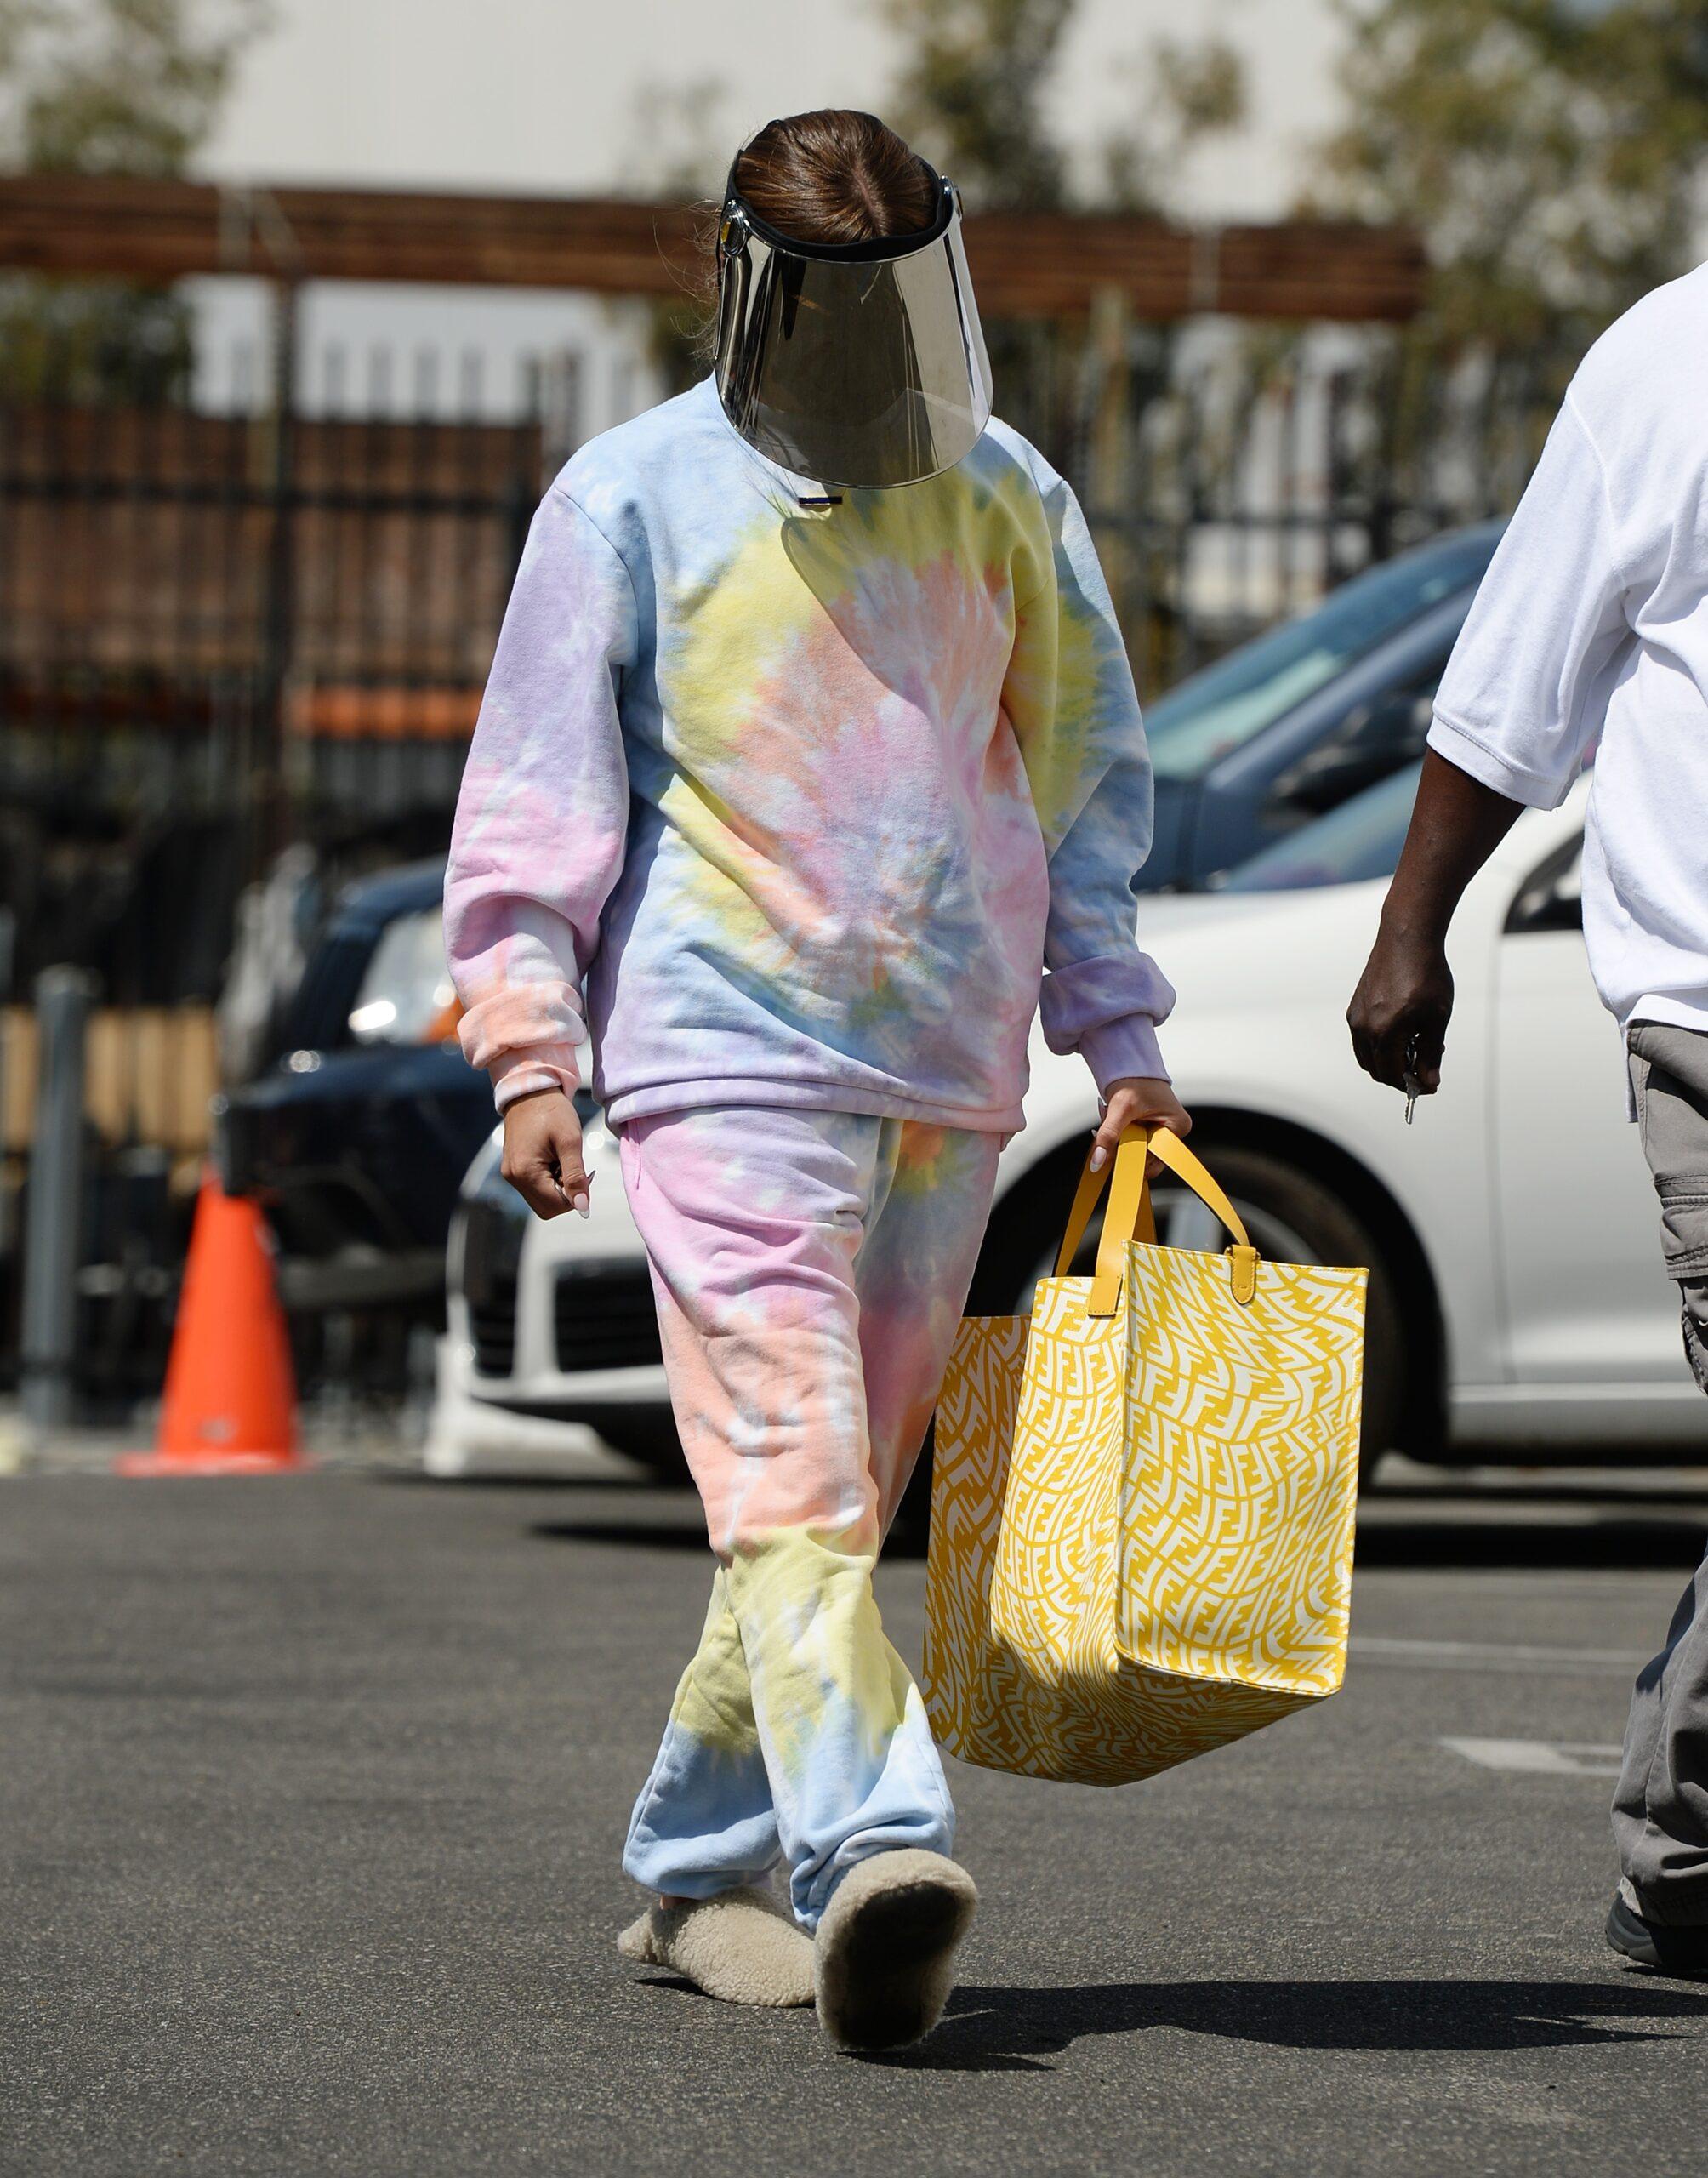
427, 766, 1705, 1483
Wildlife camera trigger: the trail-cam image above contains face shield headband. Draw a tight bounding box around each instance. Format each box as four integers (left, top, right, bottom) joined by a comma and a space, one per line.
712, 154, 994, 491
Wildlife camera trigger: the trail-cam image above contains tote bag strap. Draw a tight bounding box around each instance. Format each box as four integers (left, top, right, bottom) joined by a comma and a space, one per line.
1053, 1125, 1259, 1318
1052, 1137, 1155, 1275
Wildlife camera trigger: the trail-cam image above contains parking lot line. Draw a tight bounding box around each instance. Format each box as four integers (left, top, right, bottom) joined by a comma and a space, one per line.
1352, 1634, 1646, 1674
1441, 1736, 1625, 1776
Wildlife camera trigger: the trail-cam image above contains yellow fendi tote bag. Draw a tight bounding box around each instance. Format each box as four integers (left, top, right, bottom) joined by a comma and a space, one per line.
922, 1125, 1367, 1786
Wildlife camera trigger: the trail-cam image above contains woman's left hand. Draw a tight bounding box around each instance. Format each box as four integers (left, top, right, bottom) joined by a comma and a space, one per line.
1090, 1077, 1192, 1175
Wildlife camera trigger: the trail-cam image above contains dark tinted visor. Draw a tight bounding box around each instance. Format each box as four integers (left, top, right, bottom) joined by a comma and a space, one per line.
715, 178, 993, 489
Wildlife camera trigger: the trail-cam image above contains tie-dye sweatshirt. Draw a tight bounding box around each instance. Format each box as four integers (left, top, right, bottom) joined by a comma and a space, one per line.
446, 375, 1173, 1133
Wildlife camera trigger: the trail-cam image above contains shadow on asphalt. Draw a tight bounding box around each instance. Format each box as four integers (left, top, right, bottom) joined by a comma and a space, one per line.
530, 1518, 710, 1551
1375, 1478, 1708, 1505
385, 1462, 1708, 1571
1353, 1518, 1708, 1571
380, 1472, 640, 1492
858, 1976, 1708, 2073
527, 1516, 942, 1558
526, 1511, 1708, 1571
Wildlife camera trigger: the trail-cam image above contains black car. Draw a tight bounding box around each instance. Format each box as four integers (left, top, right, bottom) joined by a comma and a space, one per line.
217, 861, 495, 1315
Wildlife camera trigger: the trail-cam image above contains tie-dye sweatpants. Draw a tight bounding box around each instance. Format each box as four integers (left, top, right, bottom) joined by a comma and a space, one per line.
616, 1105, 1002, 1930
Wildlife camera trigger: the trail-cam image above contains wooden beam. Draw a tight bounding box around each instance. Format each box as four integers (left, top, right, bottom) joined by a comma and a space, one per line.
0, 174, 1427, 322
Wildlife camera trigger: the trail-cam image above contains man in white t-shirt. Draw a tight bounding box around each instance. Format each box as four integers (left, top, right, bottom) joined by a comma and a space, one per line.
1347, 263, 1708, 1978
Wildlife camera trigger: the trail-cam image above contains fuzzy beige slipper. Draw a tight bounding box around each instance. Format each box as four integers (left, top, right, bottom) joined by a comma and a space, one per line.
618, 1884, 815, 2007
812, 1849, 977, 2050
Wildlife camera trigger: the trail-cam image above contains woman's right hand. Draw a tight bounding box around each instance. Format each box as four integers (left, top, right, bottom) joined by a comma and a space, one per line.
500, 1088, 589, 1219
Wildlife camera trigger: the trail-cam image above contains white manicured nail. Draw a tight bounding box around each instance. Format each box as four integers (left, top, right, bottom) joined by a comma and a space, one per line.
1090, 1145, 1107, 1172
573, 1192, 590, 1217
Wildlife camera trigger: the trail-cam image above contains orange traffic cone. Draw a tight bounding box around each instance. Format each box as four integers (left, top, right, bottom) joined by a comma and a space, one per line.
118, 1171, 304, 1474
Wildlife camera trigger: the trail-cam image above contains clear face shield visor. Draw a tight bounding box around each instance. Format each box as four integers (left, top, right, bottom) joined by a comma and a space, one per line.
713, 162, 994, 491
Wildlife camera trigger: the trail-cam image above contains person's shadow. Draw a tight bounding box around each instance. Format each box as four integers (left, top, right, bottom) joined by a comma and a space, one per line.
858, 1976, 1708, 2072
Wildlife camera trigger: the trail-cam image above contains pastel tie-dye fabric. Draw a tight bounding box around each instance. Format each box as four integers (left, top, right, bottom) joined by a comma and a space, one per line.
446, 376, 1173, 1127
618, 1106, 999, 1924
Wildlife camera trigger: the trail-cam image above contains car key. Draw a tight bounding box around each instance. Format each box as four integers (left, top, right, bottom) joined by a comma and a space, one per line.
1403, 1034, 1423, 1124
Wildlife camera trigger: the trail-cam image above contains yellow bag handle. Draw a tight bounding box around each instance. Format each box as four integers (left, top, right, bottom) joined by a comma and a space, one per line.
1052, 1124, 1259, 1317
1053, 1132, 1154, 1275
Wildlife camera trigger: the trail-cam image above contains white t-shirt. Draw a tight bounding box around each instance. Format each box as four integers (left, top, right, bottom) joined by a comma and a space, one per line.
1428, 261, 1708, 1044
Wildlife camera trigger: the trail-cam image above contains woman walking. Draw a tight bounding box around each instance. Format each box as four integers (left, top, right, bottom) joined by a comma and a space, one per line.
446, 108, 1185, 2049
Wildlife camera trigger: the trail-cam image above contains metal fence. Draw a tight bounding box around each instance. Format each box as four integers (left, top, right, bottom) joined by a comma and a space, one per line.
1064, 328, 1543, 694
0, 356, 550, 1008
2, 316, 1551, 1007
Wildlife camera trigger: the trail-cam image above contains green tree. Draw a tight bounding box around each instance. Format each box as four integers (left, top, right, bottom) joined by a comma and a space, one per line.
1101, 33, 1247, 214
877, 0, 1075, 208
1318, 0, 1708, 371
880, 0, 1246, 215
0, 0, 270, 402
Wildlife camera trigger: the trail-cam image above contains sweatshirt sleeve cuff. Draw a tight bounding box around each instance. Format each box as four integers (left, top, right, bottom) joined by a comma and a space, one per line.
1038, 953, 1176, 1097
489, 1047, 582, 1114
1077, 1014, 1169, 1097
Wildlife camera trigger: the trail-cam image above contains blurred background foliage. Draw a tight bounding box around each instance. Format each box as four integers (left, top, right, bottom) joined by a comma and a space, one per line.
1312, 0, 1708, 473
877, 0, 1076, 210
0, 0, 270, 402
879, 0, 1248, 214
1320, 0, 1708, 360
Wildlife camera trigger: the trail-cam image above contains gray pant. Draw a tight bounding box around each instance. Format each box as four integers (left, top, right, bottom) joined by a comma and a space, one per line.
1613, 1023, 1708, 1922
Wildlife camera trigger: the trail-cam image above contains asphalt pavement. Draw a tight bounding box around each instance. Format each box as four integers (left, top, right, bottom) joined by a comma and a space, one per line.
6, 1462, 1708, 2177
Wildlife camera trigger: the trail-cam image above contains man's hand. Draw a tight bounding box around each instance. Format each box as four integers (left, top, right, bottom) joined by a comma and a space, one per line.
1091, 1077, 1192, 1175
1345, 748, 1523, 1100
1347, 932, 1454, 1093
501, 1087, 589, 1219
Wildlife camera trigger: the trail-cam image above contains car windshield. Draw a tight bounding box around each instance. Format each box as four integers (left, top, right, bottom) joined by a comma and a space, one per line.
1142, 529, 1498, 783
1220, 762, 1422, 892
